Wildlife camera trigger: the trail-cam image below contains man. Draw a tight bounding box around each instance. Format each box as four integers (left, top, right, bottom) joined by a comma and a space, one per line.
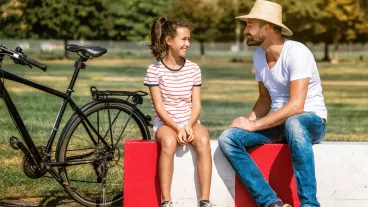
218, 1, 327, 207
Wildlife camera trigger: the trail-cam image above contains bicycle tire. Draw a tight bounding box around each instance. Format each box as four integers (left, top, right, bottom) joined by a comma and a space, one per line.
57, 100, 150, 207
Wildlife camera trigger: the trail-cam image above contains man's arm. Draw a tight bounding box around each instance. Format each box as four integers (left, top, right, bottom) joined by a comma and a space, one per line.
229, 78, 309, 131
254, 77, 309, 131
248, 82, 272, 120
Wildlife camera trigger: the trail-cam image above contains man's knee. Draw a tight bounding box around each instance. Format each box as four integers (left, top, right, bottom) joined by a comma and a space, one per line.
218, 128, 242, 151
285, 114, 303, 130
218, 129, 233, 145
284, 115, 311, 146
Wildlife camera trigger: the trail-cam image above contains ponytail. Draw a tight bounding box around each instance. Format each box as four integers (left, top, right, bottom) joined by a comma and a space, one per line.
149, 17, 169, 60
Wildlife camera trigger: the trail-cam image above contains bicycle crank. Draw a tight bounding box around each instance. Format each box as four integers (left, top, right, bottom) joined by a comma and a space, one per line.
9, 136, 48, 179
10, 136, 29, 155
23, 148, 48, 179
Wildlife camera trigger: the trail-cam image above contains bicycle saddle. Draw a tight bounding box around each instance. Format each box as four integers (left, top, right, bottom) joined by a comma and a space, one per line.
65, 44, 107, 57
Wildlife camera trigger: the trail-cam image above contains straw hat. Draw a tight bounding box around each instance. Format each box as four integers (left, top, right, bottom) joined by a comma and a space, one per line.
236, 0, 293, 36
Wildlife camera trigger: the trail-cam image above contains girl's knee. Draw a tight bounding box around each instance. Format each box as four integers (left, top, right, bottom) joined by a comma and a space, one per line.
160, 137, 177, 154
194, 136, 211, 152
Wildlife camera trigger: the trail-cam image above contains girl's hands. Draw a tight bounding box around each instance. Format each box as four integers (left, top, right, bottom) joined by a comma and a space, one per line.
176, 127, 187, 145
176, 125, 194, 145
184, 125, 194, 143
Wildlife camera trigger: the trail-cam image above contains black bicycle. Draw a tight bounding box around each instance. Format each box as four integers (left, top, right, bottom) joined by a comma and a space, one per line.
0, 44, 152, 206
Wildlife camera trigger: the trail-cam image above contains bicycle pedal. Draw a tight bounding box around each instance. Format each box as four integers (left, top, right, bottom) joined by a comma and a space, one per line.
9, 136, 20, 150
9, 136, 29, 154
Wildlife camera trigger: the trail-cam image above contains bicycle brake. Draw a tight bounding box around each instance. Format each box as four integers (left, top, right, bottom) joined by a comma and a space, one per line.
11, 47, 32, 69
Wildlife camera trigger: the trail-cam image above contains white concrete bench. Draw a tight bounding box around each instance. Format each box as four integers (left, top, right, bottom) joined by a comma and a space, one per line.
123, 140, 368, 207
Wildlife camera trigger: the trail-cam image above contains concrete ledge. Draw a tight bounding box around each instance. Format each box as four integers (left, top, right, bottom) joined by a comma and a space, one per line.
314, 142, 368, 206
124, 140, 368, 207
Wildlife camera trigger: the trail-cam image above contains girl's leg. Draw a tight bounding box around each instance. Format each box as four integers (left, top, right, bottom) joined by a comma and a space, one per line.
190, 123, 212, 200
155, 125, 179, 202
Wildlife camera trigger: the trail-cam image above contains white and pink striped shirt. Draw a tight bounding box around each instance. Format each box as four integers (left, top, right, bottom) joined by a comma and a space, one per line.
144, 59, 202, 125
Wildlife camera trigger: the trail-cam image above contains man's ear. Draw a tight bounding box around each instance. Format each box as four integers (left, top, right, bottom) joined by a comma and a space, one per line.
266, 24, 274, 34
165, 36, 171, 46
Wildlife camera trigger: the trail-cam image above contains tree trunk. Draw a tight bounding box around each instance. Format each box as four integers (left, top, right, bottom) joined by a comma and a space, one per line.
233, 0, 241, 52
234, 20, 241, 52
200, 40, 205, 57
332, 43, 340, 64
322, 42, 330, 61
64, 38, 69, 59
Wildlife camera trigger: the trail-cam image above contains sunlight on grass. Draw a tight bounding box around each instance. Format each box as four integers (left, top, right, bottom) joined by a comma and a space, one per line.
0, 57, 367, 200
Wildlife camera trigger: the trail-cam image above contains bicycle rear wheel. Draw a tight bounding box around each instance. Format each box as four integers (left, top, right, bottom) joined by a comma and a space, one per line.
57, 100, 150, 207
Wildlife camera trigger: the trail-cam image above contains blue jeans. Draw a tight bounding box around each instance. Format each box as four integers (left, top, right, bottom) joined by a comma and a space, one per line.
218, 113, 326, 207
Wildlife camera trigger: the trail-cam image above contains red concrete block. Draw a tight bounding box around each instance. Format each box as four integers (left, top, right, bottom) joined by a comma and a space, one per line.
235, 144, 301, 207
124, 141, 300, 207
123, 140, 161, 207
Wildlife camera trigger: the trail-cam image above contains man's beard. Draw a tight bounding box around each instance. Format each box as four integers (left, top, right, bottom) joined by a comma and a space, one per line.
246, 33, 265, 46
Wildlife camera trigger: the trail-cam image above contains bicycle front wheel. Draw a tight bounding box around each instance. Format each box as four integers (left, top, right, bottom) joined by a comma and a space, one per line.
57, 100, 150, 207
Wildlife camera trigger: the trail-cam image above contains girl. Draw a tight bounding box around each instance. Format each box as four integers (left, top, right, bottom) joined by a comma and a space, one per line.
144, 17, 214, 207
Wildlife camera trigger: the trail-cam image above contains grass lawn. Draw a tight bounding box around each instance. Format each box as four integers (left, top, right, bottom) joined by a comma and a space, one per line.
0, 55, 367, 201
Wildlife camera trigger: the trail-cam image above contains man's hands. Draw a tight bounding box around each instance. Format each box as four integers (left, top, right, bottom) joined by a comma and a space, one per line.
229, 116, 257, 132
175, 125, 194, 145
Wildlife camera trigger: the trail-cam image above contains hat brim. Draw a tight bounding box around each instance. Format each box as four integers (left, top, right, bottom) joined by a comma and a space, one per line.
236, 15, 293, 36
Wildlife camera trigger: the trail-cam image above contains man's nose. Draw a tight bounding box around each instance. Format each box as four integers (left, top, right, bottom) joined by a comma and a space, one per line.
244, 27, 249, 35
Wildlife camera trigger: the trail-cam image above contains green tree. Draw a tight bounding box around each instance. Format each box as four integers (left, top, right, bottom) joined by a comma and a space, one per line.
1, 0, 110, 58
106, 0, 174, 41
215, 0, 254, 47
274, 0, 323, 40
275, 0, 367, 61
0, 0, 31, 38
312, 0, 367, 61
28, 0, 110, 58
170, 0, 222, 56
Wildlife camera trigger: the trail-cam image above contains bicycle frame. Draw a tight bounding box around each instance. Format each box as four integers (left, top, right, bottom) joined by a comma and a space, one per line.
0, 56, 110, 171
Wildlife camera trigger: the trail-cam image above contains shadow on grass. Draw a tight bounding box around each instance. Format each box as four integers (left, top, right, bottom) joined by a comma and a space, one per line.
0, 190, 78, 206
0, 202, 42, 207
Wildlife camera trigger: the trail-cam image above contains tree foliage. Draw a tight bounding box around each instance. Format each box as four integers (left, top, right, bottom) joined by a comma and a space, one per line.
272, 0, 367, 60
215, 0, 254, 43
1, 0, 111, 57
1, 0, 110, 39
169, 0, 223, 56
0, 0, 31, 38
106, 0, 174, 41
310, 0, 367, 60
1, 0, 367, 59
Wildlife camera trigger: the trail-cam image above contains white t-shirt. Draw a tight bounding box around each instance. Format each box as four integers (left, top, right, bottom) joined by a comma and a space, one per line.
254, 39, 327, 120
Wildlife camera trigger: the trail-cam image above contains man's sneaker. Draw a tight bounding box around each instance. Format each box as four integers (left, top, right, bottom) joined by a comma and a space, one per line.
269, 200, 292, 207
199, 200, 216, 207
161, 201, 173, 207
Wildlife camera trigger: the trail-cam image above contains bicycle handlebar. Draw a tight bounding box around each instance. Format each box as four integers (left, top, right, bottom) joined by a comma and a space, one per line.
0, 45, 47, 72
24, 56, 47, 71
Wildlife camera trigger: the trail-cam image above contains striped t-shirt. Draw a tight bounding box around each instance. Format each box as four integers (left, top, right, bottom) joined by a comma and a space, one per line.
144, 59, 202, 124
